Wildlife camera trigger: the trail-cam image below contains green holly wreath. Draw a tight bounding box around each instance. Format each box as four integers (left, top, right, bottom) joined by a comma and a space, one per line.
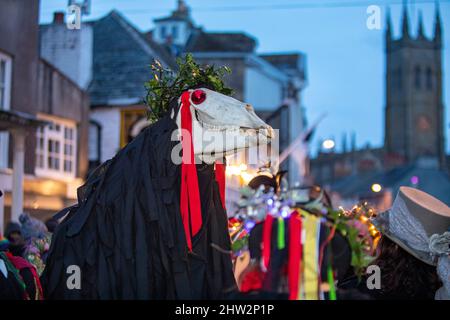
144, 53, 233, 123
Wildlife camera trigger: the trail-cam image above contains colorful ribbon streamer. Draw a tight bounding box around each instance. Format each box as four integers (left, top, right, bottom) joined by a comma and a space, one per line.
180, 91, 203, 251
288, 211, 302, 300
303, 213, 321, 300
262, 214, 274, 270
179, 91, 227, 251
215, 161, 226, 209
277, 217, 285, 250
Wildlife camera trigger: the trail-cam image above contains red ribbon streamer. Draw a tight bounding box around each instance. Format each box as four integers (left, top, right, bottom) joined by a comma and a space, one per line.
215, 162, 226, 209
179, 91, 227, 251
180, 91, 202, 251
262, 214, 274, 270
288, 211, 303, 300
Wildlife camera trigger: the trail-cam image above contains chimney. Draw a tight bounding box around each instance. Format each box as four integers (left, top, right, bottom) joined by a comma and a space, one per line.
53, 11, 65, 24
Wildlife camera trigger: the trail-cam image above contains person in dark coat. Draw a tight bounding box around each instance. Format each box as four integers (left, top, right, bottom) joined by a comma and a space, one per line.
4, 222, 25, 257
0, 235, 43, 300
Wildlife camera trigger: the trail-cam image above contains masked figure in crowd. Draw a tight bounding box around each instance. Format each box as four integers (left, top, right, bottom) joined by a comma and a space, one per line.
41, 57, 274, 299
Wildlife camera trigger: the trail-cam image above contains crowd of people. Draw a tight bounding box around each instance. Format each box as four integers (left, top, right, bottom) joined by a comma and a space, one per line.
230, 184, 450, 300
0, 209, 56, 300
0, 185, 449, 300
0, 182, 450, 300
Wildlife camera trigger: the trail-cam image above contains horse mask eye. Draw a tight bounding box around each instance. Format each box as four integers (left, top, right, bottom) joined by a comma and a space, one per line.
191, 89, 206, 105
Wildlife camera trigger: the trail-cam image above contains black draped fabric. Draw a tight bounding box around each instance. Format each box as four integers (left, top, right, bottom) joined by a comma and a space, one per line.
41, 114, 237, 299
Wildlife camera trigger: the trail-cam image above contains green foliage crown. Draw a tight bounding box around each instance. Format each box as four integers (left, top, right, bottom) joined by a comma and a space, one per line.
145, 53, 233, 123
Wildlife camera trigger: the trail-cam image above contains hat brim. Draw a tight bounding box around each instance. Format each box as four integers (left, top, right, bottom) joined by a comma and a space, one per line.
371, 210, 436, 266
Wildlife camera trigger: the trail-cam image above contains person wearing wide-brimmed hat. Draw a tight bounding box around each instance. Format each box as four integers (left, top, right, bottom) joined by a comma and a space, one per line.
339, 186, 450, 300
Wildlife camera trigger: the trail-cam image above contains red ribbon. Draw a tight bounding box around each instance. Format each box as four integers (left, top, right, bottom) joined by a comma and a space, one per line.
179, 91, 227, 251
215, 162, 226, 209
262, 214, 274, 270
288, 211, 303, 300
180, 91, 202, 251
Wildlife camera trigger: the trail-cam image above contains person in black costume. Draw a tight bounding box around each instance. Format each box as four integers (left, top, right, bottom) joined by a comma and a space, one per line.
41, 54, 275, 299
41, 102, 236, 299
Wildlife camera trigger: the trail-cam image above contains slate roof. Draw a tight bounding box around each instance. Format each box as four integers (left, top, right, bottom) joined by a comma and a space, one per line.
186, 31, 257, 53
330, 164, 450, 206
89, 10, 176, 106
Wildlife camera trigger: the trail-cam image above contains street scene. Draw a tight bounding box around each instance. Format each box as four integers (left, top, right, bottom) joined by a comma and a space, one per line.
0, 0, 449, 304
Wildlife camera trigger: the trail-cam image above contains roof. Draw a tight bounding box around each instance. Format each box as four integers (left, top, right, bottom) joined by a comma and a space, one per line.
154, 15, 192, 24
330, 164, 450, 206
186, 31, 257, 53
88, 10, 176, 106
154, 0, 192, 24
260, 53, 303, 69
0, 110, 49, 130
260, 53, 307, 80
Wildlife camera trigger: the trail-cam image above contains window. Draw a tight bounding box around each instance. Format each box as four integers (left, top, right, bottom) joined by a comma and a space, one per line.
426, 67, 433, 90
36, 115, 77, 179
160, 26, 166, 39
414, 66, 421, 89
0, 52, 12, 169
0, 52, 12, 110
172, 25, 178, 39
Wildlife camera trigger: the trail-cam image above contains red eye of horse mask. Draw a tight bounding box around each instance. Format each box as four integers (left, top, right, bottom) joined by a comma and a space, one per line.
191, 89, 206, 105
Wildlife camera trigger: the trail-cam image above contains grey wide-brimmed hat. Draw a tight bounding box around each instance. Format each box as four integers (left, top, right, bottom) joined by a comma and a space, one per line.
371, 186, 450, 299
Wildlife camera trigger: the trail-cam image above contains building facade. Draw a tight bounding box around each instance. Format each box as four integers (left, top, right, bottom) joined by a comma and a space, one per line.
41, 0, 308, 212
0, 0, 89, 228
40, 10, 176, 171
150, 0, 308, 189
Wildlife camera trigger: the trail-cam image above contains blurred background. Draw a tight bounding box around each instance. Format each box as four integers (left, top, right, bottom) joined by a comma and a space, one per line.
1, 0, 449, 230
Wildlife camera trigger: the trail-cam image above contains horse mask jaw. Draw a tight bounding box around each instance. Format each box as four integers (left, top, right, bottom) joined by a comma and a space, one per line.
174, 88, 274, 164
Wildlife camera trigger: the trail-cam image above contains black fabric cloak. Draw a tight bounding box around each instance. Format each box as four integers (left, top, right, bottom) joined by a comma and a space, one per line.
41, 113, 237, 299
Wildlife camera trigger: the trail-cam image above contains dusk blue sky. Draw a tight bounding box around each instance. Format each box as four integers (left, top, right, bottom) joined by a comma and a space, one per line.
39, 0, 450, 155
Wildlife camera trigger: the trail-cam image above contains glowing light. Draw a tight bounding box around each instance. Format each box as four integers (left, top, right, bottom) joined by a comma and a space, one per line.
225, 163, 254, 184
411, 176, 419, 185
32, 201, 39, 209
239, 164, 247, 171
371, 183, 382, 193
244, 220, 256, 231
241, 172, 253, 184
226, 165, 242, 176
322, 139, 335, 150
359, 216, 369, 223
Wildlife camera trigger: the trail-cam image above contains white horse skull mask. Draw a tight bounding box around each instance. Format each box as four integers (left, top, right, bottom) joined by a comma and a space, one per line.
174, 88, 274, 164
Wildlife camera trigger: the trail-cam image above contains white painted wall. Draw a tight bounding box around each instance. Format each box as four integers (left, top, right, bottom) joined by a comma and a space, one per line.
90, 108, 121, 163
88, 122, 99, 161
244, 67, 283, 111
40, 23, 93, 89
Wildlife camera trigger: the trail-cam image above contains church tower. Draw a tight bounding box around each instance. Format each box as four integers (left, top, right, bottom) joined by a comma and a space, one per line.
384, 3, 445, 168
